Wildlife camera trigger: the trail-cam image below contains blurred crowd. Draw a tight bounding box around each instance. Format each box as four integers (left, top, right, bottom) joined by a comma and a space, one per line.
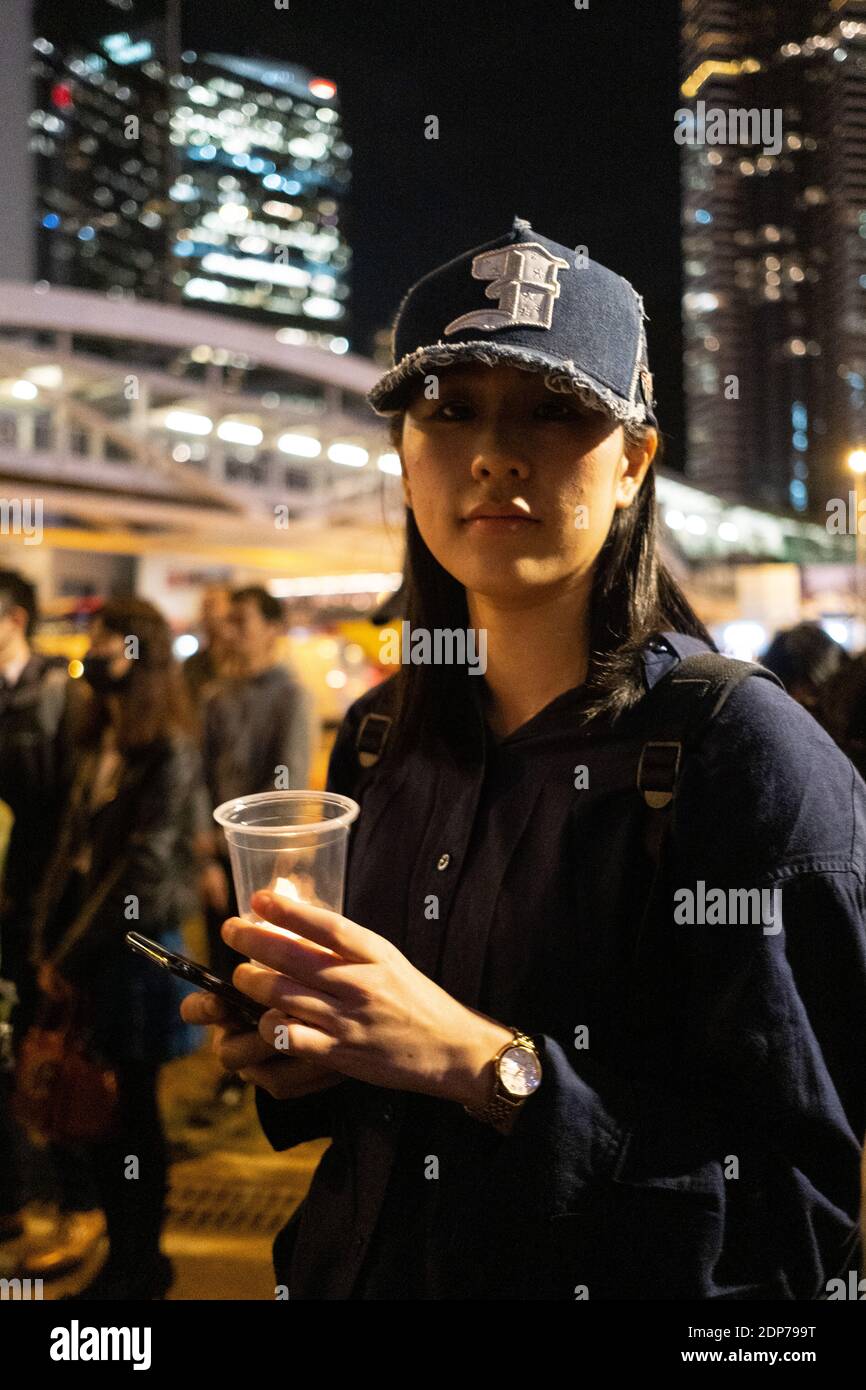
0, 570, 317, 1299
0, 563, 864, 1300
758, 621, 866, 781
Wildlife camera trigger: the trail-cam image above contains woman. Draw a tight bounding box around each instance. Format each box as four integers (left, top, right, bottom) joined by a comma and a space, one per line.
818, 651, 866, 783
32, 597, 203, 1300
183, 217, 866, 1300
759, 622, 849, 714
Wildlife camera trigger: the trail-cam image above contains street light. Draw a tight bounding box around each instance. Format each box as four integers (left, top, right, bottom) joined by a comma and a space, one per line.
846, 447, 866, 632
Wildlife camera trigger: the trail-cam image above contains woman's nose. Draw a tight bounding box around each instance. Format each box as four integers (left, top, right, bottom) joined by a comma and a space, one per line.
469, 438, 530, 481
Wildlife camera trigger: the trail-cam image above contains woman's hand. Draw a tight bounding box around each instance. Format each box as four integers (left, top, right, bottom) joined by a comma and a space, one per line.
180, 989, 344, 1099
219, 889, 515, 1107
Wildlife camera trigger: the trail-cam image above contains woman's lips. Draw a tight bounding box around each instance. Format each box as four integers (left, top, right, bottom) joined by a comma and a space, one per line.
462, 516, 541, 531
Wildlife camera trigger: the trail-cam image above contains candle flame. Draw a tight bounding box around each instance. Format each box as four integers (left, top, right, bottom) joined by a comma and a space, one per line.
273, 877, 302, 901
269, 876, 303, 940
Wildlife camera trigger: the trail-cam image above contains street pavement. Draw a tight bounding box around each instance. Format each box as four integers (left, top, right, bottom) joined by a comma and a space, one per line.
1, 1045, 323, 1302
159, 1045, 323, 1301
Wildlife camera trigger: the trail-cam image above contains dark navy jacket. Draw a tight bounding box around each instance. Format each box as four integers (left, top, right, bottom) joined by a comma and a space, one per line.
256, 632, 866, 1299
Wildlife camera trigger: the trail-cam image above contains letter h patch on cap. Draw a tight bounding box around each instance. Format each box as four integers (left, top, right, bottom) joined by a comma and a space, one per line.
444, 243, 570, 335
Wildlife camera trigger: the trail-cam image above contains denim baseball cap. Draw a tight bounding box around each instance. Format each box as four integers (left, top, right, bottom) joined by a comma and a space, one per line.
367, 214, 657, 429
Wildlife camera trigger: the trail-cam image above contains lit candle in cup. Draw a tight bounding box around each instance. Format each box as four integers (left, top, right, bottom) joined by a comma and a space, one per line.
269, 876, 304, 939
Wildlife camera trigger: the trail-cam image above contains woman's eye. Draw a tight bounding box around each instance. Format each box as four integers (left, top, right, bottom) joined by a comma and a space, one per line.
426, 398, 583, 422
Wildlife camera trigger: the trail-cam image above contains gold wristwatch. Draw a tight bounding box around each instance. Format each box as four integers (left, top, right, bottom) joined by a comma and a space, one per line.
463, 1028, 543, 1134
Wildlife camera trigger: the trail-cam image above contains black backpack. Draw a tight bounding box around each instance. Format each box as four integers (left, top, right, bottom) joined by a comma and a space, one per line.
635, 650, 784, 865
637, 650, 864, 1298
353, 651, 784, 840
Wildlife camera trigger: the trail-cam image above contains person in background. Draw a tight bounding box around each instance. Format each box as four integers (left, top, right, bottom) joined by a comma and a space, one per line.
182, 584, 232, 704
0, 572, 77, 1030
0, 570, 100, 1279
759, 622, 849, 714
179, 585, 234, 963
30, 597, 203, 1300
197, 586, 317, 1108
817, 649, 866, 781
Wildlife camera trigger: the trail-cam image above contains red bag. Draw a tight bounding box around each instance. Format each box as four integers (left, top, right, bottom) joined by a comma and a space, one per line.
14, 995, 118, 1144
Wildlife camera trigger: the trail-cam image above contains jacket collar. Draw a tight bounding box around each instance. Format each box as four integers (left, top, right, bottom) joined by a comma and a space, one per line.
642, 631, 714, 694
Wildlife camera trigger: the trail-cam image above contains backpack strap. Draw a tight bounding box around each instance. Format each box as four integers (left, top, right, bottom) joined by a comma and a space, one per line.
624, 650, 785, 1031
324, 698, 395, 805
637, 652, 784, 867
355, 711, 394, 770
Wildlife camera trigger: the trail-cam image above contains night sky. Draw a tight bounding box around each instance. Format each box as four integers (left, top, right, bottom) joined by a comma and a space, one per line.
48, 0, 686, 469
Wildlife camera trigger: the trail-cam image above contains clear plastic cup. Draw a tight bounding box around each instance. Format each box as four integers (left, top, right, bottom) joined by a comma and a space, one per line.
213, 791, 360, 923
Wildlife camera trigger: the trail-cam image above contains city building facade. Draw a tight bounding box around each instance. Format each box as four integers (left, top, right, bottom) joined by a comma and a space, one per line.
23, 0, 350, 345
681, 0, 866, 522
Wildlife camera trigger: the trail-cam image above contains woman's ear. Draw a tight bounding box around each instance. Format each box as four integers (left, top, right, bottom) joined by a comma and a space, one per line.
615, 428, 658, 510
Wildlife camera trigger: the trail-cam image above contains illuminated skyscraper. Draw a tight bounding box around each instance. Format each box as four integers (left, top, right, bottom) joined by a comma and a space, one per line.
30, 17, 170, 302
680, 0, 866, 521
168, 53, 349, 340
23, 0, 350, 347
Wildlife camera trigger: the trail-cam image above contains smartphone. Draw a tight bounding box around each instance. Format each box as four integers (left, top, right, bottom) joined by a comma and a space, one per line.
125, 931, 267, 1027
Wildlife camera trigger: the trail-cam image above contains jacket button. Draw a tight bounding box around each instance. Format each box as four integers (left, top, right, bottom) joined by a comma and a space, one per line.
436, 853, 450, 870
382, 1103, 394, 1122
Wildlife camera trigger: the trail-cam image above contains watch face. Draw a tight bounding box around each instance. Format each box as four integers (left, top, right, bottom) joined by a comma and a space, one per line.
499, 1044, 542, 1097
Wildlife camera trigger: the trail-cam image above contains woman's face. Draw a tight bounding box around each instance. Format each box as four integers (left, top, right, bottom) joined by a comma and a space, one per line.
399, 363, 657, 604
87, 617, 132, 681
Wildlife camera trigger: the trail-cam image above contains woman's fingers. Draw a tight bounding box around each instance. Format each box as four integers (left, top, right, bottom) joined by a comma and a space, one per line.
180, 990, 235, 1025
216, 1024, 284, 1072
215, 1009, 346, 1087
241, 890, 387, 965
232, 961, 338, 1027
207, 1005, 342, 1072
256, 1009, 342, 1064
178, 986, 342, 1080
219, 918, 344, 991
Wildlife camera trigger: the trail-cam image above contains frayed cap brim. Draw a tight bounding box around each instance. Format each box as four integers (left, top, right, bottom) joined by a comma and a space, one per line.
367, 340, 654, 425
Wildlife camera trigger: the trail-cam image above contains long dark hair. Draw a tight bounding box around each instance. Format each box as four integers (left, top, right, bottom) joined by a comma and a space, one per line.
377, 409, 716, 764
80, 596, 197, 752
